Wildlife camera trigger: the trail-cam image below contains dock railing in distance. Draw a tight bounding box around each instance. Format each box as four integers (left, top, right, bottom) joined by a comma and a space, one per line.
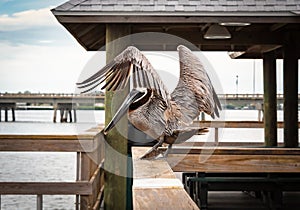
132, 147, 199, 210
191, 120, 300, 143
0, 128, 105, 210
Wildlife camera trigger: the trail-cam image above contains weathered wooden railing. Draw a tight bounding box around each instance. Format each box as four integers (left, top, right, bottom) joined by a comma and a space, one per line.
132, 147, 199, 210
192, 120, 300, 143
0, 129, 104, 210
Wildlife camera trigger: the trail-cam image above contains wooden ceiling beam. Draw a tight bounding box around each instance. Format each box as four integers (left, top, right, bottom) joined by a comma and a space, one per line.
270, 23, 287, 31
77, 24, 99, 38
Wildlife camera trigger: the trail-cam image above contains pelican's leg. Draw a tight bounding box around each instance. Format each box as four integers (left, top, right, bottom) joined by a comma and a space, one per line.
163, 144, 173, 158
139, 137, 164, 159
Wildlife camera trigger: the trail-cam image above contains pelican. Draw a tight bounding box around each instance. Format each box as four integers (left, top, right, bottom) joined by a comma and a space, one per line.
77, 45, 221, 159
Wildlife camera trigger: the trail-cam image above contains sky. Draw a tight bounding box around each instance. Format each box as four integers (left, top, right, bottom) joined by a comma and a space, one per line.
0, 0, 297, 94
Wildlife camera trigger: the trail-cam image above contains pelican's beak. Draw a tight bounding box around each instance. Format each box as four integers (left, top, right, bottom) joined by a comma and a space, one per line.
103, 89, 144, 135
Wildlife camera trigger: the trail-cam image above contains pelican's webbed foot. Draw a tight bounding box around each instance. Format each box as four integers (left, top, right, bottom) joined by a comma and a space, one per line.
139, 137, 165, 160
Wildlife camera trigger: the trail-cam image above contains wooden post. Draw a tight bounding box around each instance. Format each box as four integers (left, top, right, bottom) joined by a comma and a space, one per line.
12, 107, 15, 122
283, 32, 298, 147
64, 109, 68, 122
60, 108, 64, 123
201, 112, 205, 121
0, 108, 2, 122
53, 108, 57, 123
73, 108, 77, 123
4, 108, 8, 122
104, 24, 131, 210
214, 128, 219, 142
69, 110, 73, 122
37, 194, 43, 210
263, 52, 277, 146
80, 152, 92, 209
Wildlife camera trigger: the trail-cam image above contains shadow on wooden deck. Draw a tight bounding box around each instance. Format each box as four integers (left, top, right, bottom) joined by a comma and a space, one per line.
207, 191, 300, 210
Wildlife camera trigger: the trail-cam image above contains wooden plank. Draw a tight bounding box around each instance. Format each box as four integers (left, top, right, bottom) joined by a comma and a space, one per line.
0, 134, 95, 140
0, 181, 92, 195
133, 188, 199, 210
0, 139, 93, 152
192, 120, 300, 129
132, 147, 199, 210
168, 154, 300, 173
0, 132, 103, 152
132, 147, 176, 179
163, 146, 300, 155
179, 142, 275, 147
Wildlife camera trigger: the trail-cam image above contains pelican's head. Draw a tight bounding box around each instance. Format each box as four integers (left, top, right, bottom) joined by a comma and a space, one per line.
103, 88, 150, 135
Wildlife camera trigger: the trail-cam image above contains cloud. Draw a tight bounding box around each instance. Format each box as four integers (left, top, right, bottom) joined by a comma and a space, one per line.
0, 7, 58, 31
0, 42, 97, 93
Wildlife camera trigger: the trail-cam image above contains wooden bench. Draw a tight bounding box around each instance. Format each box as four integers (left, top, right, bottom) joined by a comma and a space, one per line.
164, 146, 300, 210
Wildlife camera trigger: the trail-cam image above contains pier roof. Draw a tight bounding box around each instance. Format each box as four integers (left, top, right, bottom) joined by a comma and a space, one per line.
53, 0, 300, 14
52, 0, 300, 58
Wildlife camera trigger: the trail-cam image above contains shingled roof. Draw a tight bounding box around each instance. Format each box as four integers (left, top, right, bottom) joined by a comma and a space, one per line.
54, 0, 300, 14
52, 0, 300, 58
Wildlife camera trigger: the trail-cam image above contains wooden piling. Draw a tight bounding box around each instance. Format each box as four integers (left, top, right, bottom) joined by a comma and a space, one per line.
53, 108, 57, 123
12, 107, 15, 122
63, 109, 68, 122
55, 103, 77, 123
283, 32, 299, 147
263, 52, 277, 146
60, 109, 64, 123
73, 109, 77, 123
104, 24, 131, 210
37, 194, 43, 210
69, 110, 73, 122
0, 108, 1, 122
5, 108, 8, 122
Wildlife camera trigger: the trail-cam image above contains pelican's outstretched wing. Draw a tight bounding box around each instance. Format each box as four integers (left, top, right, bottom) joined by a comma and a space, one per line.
77, 46, 169, 101
171, 45, 221, 124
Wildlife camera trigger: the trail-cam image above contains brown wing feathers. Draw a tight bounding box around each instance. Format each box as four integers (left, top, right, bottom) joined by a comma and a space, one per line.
77, 45, 220, 121
77, 46, 169, 102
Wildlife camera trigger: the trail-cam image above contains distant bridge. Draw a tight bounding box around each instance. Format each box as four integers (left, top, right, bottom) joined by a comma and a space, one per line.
1, 93, 300, 122
1, 93, 300, 107
0, 93, 105, 105
0, 93, 104, 122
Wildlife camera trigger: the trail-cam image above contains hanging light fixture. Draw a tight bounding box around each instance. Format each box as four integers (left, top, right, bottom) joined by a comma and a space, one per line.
204, 24, 231, 39
219, 22, 251, 27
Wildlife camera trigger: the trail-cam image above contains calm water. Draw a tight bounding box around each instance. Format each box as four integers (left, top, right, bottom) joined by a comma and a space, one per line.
0, 109, 298, 209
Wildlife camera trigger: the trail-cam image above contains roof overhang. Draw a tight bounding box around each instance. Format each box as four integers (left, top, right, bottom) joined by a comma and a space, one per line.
52, 10, 300, 59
